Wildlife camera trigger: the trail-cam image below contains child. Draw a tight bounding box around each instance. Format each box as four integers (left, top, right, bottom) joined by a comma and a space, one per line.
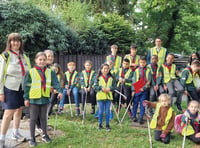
105, 45, 122, 74
48, 63, 65, 116
24, 52, 63, 147
162, 53, 184, 111
143, 94, 175, 144
180, 60, 200, 103
124, 44, 140, 71
94, 64, 115, 131
44, 50, 54, 67
188, 52, 200, 66
131, 56, 151, 124
58, 62, 80, 116
147, 55, 164, 117
114, 58, 133, 118
181, 100, 200, 144
80, 60, 96, 115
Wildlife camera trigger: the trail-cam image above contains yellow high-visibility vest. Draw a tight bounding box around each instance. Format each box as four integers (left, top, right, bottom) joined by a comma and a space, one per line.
29, 68, 51, 99
65, 71, 78, 87
106, 55, 121, 73
117, 68, 132, 87
1, 51, 31, 84
162, 64, 176, 84
182, 68, 194, 84
135, 68, 150, 82
125, 54, 139, 66
82, 70, 95, 88
150, 103, 173, 130
96, 76, 113, 101
150, 47, 167, 65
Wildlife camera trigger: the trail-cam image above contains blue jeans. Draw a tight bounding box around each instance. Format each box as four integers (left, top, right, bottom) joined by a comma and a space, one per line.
98, 100, 111, 126
59, 87, 79, 108
132, 90, 148, 119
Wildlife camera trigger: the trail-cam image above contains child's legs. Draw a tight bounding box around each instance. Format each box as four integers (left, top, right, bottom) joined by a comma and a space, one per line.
174, 79, 184, 105
159, 85, 165, 94
163, 132, 171, 144
81, 89, 86, 111
123, 86, 131, 112
166, 81, 175, 104
89, 88, 96, 107
59, 88, 67, 108
105, 100, 111, 126
139, 91, 148, 119
132, 95, 139, 117
48, 93, 58, 115
187, 134, 200, 144
72, 87, 79, 107
149, 87, 156, 102
39, 104, 49, 136
188, 90, 199, 102
154, 130, 162, 141
29, 104, 40, 139
114, 87, 120, 105
98, 101, 104, 125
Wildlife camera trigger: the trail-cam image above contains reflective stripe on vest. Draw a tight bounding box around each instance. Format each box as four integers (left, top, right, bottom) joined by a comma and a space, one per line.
135, 68, 150, 82
148, 64, 161, 80
96, 76, 113, 100
183, 68, 194, 85
117, 68, 132, 87
1, 51, 31, 84
162, 64, 176, 84
181, 112, 200, 136
65, 71, 78, 86
150, 47, 166, 65
29, 68, 51, 99
82, 70, 95, 88
126, 54, 139, 65
106, 55, 121, 73
150, 103, 173, 130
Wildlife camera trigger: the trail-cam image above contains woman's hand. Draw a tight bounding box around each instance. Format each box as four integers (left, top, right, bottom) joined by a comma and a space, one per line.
24, 100, 29, 107
0, 94, 5, 102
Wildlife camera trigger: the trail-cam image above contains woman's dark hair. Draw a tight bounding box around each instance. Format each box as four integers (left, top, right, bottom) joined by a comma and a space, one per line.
96, 63, 113, 81
189, 52, 200, 65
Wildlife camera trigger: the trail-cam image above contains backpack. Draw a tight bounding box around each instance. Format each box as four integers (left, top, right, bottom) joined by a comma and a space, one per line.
174, 114, 183, 134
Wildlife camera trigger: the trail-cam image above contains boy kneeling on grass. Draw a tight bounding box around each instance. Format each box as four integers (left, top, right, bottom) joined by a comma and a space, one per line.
181, 100, 200, 144
143, 94, 175, 144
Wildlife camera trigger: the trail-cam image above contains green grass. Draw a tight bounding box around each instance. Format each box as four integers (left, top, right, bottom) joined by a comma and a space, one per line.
36, 101, 195, 148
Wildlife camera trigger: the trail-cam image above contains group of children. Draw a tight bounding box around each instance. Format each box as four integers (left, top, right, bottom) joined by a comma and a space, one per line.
2, 41, 200, 147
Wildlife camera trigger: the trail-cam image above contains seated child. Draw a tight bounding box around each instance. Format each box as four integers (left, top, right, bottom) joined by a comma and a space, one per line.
181, 100, 200, 144
143, 94, 175, 144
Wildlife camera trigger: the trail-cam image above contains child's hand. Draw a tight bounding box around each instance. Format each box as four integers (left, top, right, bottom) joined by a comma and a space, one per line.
87, 87, 91, 92
0, 94, 5, 102
139, 88, 144, 92
154, 85, 158, 91
57, 93, 63, 100
160, 133, 166, 140
195, 133, 200, 138
131, 92, 135, 97
143, 100, 148, 107
163, 85, 167, 91
67, 89, 71, 96
65, 85, 69, 89
84, 87, 88, 93
53, 89, 57, 94
184, 90, 188, 95
24, 100, 29, 107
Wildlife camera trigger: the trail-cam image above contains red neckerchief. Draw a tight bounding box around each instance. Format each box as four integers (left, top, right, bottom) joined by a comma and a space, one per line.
111, 54, 116, 67
186, 67, 193, 74
131, 55, 135, 64
163, 63, 172, 73
139, 67, 147, 82
151, 64, 157, 83
194, 71, 200, 77
10, 49, 25, 76
101, 74, 110, 83
68, 70, 74, 86
121, 68, 129, 78
34, 66, 47, 91
85, 69, 92, 87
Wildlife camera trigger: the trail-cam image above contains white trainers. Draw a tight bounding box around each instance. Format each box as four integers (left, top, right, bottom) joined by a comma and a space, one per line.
12, 132, 26, 142
35, 128, 43, 134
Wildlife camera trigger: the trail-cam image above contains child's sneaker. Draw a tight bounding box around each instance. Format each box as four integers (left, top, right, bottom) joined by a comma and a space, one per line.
58, 107, 63, 114
29, 138, 37, 147
106, 125, 111, 132
42, 135, 51, 143
12, 132, 26, 142
109, 111, 113, 120
91, 107, 95, 114
98, 124, 103, 130
132, 117, 137, 122
94, 110, 99, 118
76, 108, 80, 116
139, 118, 144, 124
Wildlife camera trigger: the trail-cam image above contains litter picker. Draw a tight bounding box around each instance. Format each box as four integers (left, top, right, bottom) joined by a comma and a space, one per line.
82, 89, 87, 124
68, 90, 73, 117
182, 117, 188, 148
145, 105, 152, 148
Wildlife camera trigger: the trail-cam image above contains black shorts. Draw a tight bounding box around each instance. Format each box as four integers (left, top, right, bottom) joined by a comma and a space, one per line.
2, 86, 24, 110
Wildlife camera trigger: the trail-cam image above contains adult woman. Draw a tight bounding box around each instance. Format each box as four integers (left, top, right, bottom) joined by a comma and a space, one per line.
0, 33, 31, 147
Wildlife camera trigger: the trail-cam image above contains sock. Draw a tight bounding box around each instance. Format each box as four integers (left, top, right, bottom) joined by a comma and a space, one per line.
0, 134, 5, 141
13, 128, 19, 135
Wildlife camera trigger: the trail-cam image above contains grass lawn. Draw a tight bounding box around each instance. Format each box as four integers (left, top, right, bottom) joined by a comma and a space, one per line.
36, 101, 196, 148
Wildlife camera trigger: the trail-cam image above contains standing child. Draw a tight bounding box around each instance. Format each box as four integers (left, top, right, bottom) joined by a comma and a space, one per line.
94, 64, 115, 131
80, 60, 96, 115
180, 60, 200, 103
105, 45, 122, 74
147, 55, 164, 117
162, 53, 184, 111
24, 52, 63, 147
131, 56, 151, 124
143, 94, 175, 144
115, 58, 133, 118
124, 44, 140, 72
181, 100, 200, 144
58, 62, 80, 116
48, 63, 65, 116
